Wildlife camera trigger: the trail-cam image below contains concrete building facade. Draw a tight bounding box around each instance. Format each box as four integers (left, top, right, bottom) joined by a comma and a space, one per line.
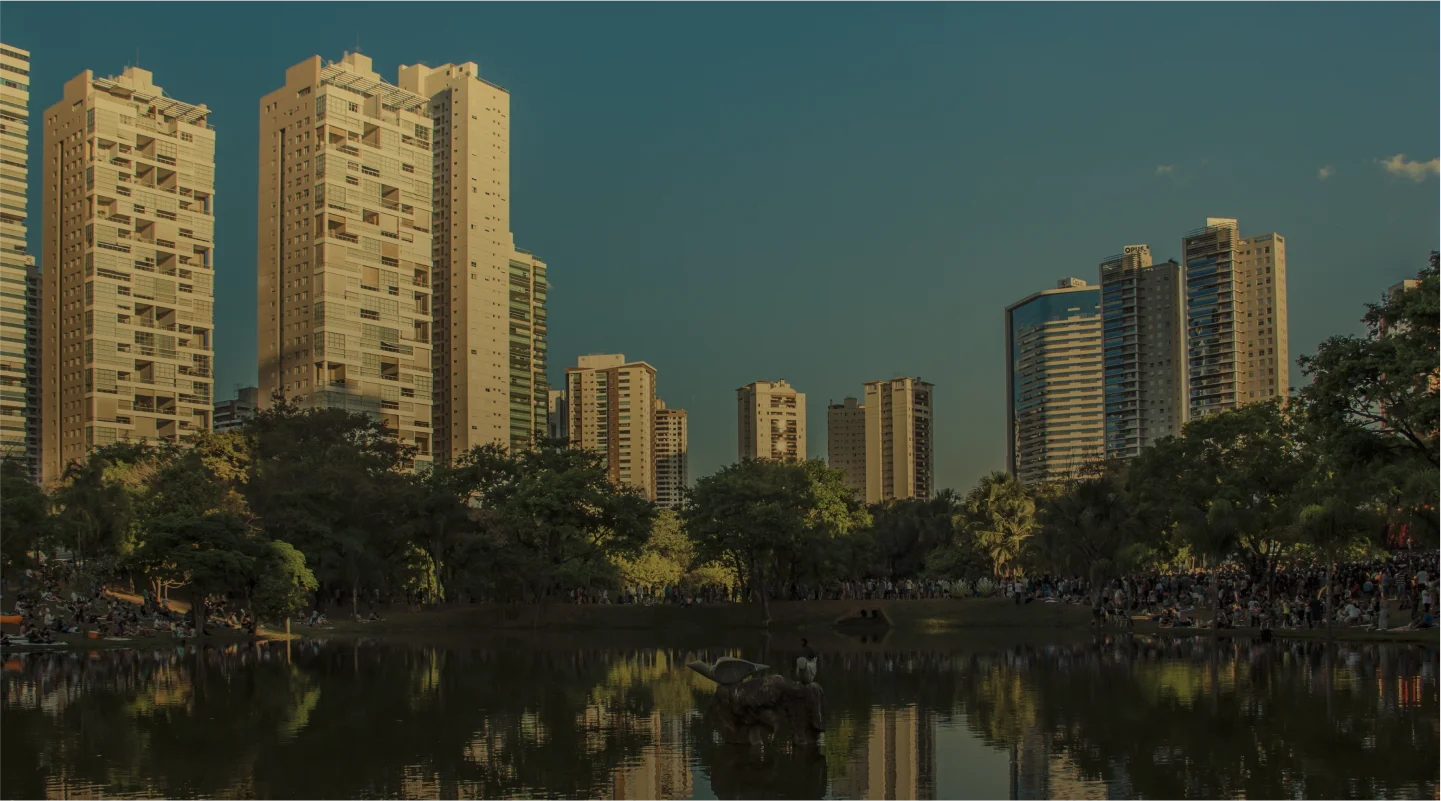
863, 377, 934, 503
258, 53, 435, 468
0, 43, 34, 475
566, 353, 657, 499
737, 379, 806, 461
827, 396, 866, 497
1099, 244, 1187, 460
42, 66, 216, 482
1005, 278, 1104, 485
397, 62, 547, 460
654, 399, 687, 510
547, 388, 566, 441
1181, 217, 1288, 418
214, 386, 259, 432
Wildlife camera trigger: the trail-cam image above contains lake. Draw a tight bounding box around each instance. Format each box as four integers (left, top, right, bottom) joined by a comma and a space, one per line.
2, 633, 1437, 799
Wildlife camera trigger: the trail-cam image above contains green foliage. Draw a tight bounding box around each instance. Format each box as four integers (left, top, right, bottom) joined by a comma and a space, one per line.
958, 472, 1036, 579
1, 457, 48, 570
613, 509, 691, 590
870, 491, 959, 578
1298, 259, 1439, 546
685, 459, 869, 609
1032, 475, 1140, 601
252, 540, 319, 623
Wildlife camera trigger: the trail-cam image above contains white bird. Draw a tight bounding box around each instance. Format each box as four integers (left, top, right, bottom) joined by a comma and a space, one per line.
686, 656, 770, 685
794, 656, 817, 684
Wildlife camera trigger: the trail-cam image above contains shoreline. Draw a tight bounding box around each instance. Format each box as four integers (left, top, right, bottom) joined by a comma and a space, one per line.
5, 597, 1436, 653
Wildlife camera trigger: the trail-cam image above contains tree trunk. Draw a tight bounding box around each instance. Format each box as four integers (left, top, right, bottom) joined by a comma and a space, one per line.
1210, 568, 1219, 639
191, 584, 208, 635
1324, 559, 1334, 640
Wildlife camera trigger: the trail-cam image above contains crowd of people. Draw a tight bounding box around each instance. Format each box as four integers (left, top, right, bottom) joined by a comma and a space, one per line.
0, 565, 264, 647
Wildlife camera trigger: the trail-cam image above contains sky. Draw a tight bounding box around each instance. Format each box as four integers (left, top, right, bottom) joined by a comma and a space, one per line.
9, 3, 1439, 493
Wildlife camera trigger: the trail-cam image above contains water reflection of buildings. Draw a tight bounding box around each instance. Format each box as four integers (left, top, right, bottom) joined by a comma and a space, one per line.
1009, 728, 1131, 800
834, 705, 936, 800
610, 711, 693, 800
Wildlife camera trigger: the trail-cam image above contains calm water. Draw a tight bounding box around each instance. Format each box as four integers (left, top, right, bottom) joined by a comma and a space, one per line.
2, 634, 1437, 799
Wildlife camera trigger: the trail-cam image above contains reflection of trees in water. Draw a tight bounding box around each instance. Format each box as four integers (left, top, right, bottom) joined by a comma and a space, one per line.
1, 637, 1436, 800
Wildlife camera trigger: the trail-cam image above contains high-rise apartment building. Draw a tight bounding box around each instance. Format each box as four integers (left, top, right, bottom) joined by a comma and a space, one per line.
737, 379, 806, 461
547, 388, 567, 441
1181, 218, 1288, 418
0, 43, 33, 475
863, 377, 934, 503
827, 396, 866, 497
258, 53, 434, 467
566, 354, 657, 499
42, 67, 216, 482
1099, 244, 1186, 460
1005, 278, 1104, 484
397, 62, 548, 460
654, 399, 688, 510
214, 386, 259, 432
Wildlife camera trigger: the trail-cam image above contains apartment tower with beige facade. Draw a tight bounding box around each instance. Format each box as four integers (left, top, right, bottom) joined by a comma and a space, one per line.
1099, 244, 1186, 460
42, 66, 216, 482
1005, 278, 1104, 485
737, 379, 805, 461
827, 396, 866, 497
258, 53, 434, 466
654, 399, 687, 510
864, 377, 934, 503
398, 61, 548, 459
1181, 217, 1287, 418
566, 354, 657, 499
0, 43, 34, 475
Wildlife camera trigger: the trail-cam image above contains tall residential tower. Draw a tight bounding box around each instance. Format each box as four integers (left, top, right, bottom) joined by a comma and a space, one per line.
654, 399, 688, 510
1180, 218, 1288, 418
1099, 244, 1186, 460
827, 396, 866, 497
398, 62, 547, 459
0, 43, 33, 475
1005, 278, 1103, 484
43, 67, 216, 482
737, 379, 806, 461
258, 53, 435, 467
863, 377, 934, 503
566, 354, 657, 499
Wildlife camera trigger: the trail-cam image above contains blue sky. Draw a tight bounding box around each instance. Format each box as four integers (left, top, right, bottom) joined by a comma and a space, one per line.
9, 3, 1439, 492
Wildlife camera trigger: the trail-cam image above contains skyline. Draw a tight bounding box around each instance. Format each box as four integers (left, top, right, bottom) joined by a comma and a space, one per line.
6, 3, 1438, 491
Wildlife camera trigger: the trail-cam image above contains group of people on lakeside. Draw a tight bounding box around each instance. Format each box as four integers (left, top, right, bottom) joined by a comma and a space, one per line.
1083, 552, 1439, 632
0, 565, 263, 646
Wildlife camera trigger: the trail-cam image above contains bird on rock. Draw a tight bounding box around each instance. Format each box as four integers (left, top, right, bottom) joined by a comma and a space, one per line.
795, 638, 819, 684
687, 656, 770, 685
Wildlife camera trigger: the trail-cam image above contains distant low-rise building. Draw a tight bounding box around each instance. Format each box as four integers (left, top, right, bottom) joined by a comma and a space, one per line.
214, 387, 260, 433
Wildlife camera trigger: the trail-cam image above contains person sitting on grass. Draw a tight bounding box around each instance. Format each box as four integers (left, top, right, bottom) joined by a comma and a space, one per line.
367, 610, 382, 622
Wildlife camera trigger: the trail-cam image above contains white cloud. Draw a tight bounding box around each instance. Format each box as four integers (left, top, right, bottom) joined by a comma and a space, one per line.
1155, 164, 1175, 176
1318, 164, 1334, 180
1380, 154, 1439, 182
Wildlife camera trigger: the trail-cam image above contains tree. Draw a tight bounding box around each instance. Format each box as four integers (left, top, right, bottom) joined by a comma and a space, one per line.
457, 441, 654, 608
958, 472, 1037, 581
1032, 476, 1140, 609
613, 509, 692, 592
244, 395, 414, 615
1296, 500, 1379, 638
251, 540, 319, 625
0, 457, 49, 572
1298, 260, 1439, 546
869, 491, 959, 579
1129, 400, 1306, 588
51, 442, 157, 573
686, 459, 868, 622
138, 512, 259, 633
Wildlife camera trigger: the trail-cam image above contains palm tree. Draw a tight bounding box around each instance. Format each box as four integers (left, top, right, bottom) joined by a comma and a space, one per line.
959, 472, 1036, 581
